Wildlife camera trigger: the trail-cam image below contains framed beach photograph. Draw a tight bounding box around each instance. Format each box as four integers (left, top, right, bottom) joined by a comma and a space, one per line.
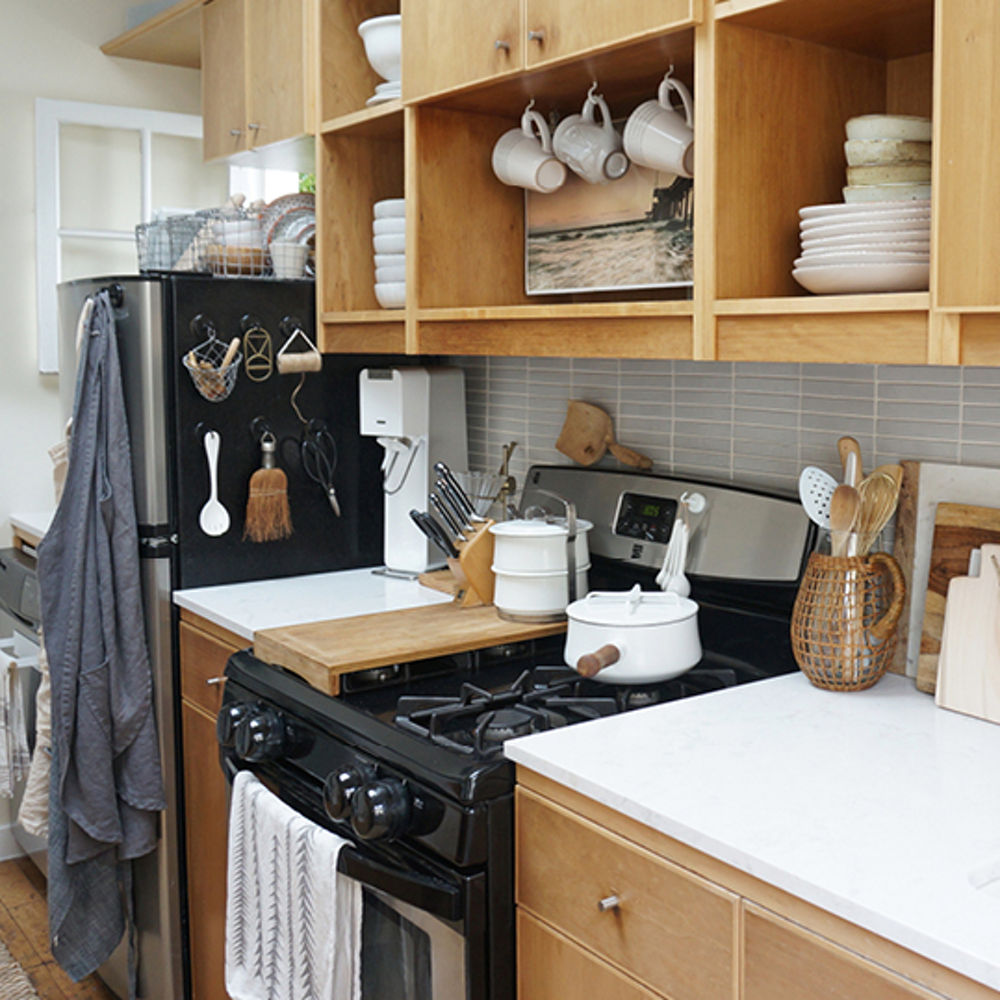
525, 161, 693, 295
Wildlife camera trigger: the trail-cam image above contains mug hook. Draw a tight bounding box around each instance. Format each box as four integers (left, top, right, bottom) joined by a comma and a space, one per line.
586, 80, 600, 101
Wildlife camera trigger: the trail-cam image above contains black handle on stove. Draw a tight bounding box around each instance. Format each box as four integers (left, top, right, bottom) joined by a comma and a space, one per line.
336, 846, 462, 922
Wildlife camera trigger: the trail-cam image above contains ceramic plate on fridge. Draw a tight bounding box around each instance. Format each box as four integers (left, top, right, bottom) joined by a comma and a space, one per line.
799, 198, 930, 220
792, 261, 930, 294
260, 193, 315, 247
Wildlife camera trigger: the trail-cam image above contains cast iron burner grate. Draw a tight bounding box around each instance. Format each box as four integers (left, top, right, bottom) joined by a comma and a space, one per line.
394, 668, 619, 756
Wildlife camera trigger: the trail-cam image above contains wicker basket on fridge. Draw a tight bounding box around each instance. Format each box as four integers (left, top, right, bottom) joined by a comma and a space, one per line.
790, 552, 905, 691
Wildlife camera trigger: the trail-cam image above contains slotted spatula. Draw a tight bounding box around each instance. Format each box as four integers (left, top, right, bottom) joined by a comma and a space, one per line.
798, 465, 838, 529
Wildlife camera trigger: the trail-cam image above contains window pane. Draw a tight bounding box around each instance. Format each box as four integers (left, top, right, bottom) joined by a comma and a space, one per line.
61, 237, 138, 283
59, 124, 141, 231
151, 133, 229, 214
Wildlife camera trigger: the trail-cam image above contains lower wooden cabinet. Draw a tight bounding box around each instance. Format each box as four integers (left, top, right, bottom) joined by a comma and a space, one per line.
515, 772, 997, 1000
179, 613, 242, 1000
743, 904, 941, 1000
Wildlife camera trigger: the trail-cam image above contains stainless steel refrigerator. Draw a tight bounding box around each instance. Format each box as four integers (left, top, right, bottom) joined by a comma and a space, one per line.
55, 274, 388, 998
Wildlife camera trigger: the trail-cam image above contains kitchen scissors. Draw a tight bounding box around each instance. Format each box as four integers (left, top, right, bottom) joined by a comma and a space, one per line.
300, 418, 341, 517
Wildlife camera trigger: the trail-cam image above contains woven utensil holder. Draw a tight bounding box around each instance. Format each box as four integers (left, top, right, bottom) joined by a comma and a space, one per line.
791, 552, 905, 691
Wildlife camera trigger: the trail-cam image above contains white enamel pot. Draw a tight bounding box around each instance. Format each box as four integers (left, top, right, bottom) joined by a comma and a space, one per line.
489, 517, 592, 573
492, 565, 591, 622
564, 585, 701, 683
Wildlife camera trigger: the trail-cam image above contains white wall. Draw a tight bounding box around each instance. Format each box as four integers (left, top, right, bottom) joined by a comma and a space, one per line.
0, 0, 202, 840
0, 0, 203, 546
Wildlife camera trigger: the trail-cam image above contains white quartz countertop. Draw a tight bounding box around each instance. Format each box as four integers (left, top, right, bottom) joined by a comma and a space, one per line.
173, 567, 453, 640
506, 672, 1000, 991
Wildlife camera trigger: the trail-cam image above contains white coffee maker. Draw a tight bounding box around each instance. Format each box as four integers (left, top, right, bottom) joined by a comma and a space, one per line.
359, 366, 468, 575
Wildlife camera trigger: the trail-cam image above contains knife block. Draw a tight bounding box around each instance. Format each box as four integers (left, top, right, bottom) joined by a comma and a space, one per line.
447, 521, 495, 608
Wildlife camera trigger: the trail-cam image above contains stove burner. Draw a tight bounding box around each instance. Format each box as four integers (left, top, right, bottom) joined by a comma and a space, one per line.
477, 707, 539, 743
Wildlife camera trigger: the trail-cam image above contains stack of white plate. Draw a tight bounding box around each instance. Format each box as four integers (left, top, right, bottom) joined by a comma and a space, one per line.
373, 198, 405, 308
792, 199, 930, 294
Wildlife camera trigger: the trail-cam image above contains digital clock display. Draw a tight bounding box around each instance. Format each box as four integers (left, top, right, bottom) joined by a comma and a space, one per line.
613, 492, 678, 544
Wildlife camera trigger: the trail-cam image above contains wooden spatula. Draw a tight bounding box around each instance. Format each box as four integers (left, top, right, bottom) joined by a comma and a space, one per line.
555, 400, 652, 470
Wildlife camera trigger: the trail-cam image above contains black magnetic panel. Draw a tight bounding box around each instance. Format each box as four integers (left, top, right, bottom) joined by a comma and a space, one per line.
166, 275, 401, 589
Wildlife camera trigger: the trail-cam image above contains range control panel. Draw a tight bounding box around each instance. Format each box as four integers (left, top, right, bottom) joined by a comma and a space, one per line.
612, 492, 678, 544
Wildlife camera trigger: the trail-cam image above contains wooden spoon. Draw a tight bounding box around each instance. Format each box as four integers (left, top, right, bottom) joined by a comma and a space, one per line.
829, 483, 860, 557
837, 436, 863, 487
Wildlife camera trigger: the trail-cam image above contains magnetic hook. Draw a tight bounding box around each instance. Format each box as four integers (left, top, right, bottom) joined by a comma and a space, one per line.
249, 416, 273, 444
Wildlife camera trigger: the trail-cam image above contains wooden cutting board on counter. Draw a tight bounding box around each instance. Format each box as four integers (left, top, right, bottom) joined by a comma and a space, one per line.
917, 502, 1000, 694
936, 543, 1000, 724
253, 604, 566, 696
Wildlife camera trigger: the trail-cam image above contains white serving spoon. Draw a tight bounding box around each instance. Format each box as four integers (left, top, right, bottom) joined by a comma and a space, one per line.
199, 430, 230, 536
798, 465, 838, 529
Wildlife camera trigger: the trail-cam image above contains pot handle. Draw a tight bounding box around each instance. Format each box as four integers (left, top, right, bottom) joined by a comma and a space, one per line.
576, 644, 622, 677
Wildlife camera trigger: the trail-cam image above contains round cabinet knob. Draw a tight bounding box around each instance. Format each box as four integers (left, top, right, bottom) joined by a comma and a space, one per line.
234, 706, 287, 762
350, 779, 411, 841
323, 765, 373, 821
216, 702, 253, 747
527, 28, 545, 42
494, 39, 510, 51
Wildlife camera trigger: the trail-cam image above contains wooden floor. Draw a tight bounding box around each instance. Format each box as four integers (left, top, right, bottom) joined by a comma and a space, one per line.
0, 857, 118, 999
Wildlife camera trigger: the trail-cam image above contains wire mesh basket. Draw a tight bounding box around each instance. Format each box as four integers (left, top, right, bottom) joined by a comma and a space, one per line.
136, 209, 227, 273
182, 329, 242, 402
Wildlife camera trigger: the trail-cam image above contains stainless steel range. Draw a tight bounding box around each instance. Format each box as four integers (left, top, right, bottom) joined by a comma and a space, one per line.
218, 465, 815, 1000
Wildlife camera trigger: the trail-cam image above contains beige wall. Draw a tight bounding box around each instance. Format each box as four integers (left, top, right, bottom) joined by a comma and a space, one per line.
0, 0, 202, 547
0, 0, 202, 850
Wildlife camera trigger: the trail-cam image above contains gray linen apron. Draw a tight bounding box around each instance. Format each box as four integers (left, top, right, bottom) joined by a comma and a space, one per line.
37, 290, 166, 993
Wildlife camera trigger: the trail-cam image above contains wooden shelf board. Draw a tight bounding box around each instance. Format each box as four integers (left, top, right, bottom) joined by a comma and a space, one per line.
713, 0, 933, 60
101, 0, 201, 69
417, 302, 695, 322
414, 28, 697, 117
715, 293, 929, 315
319, 314, 406, 355
320, 101, 404, 138
320, 310, 404, 324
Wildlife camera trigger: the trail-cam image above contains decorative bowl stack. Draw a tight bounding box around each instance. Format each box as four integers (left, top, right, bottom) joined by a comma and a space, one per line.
373, 198, 405, 308
842, 114, 931, 204
793, 114, 932, 294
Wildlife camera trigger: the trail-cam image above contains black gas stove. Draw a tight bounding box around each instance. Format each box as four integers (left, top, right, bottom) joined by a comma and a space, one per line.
218, 465, 815, 1000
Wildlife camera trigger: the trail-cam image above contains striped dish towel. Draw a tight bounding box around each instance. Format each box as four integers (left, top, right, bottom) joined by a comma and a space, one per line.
0, 644, 30, 798
226, 770, 362, 1000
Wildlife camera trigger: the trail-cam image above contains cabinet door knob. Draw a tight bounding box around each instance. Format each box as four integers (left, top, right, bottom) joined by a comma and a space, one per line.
598, 894, 621, 912
494, 39, 511, 51
206, 676, 226, 686
248, 122, 263, 132
527, 28, 545, 42
230, 127, 244, 137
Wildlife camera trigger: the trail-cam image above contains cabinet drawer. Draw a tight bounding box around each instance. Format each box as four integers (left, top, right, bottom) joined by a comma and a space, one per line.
743, 904, 942, 1000
516, 788, 737, 1000
517, 909, 662, 1000
178, 619, 241, 716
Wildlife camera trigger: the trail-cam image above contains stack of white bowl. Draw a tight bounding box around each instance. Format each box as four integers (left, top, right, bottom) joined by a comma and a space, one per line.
792, 198, 930, 294
842, 114, 932, 204
373, 198, 405, 308
358, 15, 401, 106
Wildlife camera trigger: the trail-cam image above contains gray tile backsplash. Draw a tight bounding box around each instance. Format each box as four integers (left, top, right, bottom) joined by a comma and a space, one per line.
447, 358, 1000, 496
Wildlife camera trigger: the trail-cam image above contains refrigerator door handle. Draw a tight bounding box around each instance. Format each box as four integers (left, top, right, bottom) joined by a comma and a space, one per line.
139, 534, 179, 557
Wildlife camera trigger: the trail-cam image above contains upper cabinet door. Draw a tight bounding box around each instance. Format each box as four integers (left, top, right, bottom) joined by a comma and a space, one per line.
202, 0, 247, 161
403, 0, 523, 98
524, 0, 697, 66
245, 0, 310, 149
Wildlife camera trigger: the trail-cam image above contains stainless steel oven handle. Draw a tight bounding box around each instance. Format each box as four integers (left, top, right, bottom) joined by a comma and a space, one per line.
336, 846, 462, 922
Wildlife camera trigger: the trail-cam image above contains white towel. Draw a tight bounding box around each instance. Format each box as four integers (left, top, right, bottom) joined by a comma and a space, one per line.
17, 632, 51, 837
0, 645, 30, 798
226, 770, 362, 1000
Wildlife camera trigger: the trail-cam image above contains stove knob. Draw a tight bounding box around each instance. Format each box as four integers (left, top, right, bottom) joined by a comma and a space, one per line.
234, 706, 287, 762
350, 779, 411, 841
323, 765, 372, 821
216, 702, 253, 748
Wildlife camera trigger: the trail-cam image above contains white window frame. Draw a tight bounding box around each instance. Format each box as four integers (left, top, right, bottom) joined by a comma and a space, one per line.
34, 98, 205, 373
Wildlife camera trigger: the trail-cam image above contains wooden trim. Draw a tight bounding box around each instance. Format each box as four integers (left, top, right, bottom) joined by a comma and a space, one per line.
715, 293, 929, 314
320, 102, 404, 137
318, 318, 406, 354
693, 12, 717, 360
515, 768, 998, 1000
178, 607, 246, 650
101, 0, 202, 68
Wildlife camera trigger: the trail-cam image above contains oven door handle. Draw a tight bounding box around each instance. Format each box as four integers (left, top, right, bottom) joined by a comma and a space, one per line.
336, 846, 462, 922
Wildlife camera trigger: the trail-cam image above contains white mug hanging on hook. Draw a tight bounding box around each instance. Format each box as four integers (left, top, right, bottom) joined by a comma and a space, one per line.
492, 100, 567, 194
623, 67, 695, 178
552, 83, 630, 185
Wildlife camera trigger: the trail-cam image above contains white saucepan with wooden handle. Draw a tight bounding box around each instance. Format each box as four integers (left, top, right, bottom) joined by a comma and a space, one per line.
565, 584, 701, 683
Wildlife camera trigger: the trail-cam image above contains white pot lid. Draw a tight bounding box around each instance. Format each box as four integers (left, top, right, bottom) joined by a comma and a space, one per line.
567, 584, 697, 627
490, 518, 593, 538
